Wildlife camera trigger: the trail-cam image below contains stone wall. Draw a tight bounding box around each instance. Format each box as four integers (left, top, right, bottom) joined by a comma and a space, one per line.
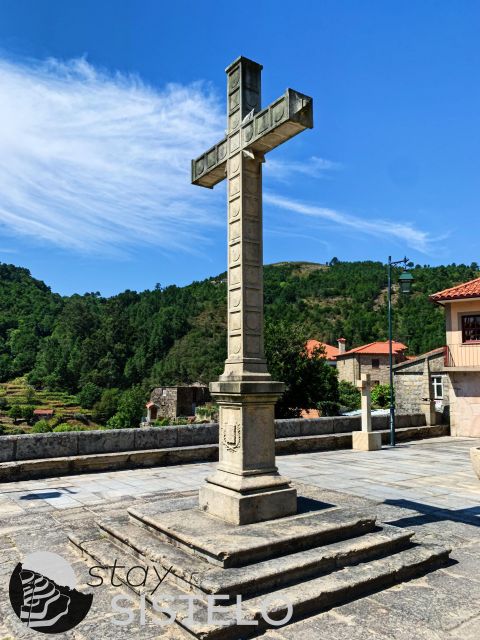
358, 354, 391, 386
337, 354, 404, 386
449, 372, 480, 437
336, 357, 358, 385
0, 413, 427, 463
394, 352, 450, 422
149, 386, 210, 419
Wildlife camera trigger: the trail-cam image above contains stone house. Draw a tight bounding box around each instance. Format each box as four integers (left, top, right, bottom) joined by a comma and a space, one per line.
146, 385, 211, 422
430, 277, 480, 437
393, 348, 449, 424
336, 340, 408, 386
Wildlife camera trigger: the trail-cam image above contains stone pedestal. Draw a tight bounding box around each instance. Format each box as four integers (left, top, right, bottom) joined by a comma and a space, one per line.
352, 373, 382, 451
199, 380, 297, 524
352, 431, 382, 451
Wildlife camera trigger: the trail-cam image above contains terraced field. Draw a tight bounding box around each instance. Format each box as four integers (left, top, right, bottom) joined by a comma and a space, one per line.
0, 377, 101, 434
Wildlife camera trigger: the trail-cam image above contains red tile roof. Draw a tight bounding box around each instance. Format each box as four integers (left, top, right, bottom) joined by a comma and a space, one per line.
430, 277, 480, 303
33, 409, 54, 415
305, 339, 340, 361
337, 340, 408, 357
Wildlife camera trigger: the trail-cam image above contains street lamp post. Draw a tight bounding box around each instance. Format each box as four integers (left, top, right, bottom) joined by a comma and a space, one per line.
388, 256, 413, 446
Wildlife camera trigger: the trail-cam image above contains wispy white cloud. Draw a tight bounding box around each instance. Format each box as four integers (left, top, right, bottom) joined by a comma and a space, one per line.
266, 155, 341, 183
264, 193, 438, 254
0, 56, 224, 255
0, 55, 440, 260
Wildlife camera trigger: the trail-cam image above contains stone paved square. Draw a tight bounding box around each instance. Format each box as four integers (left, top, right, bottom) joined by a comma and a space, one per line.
1, 436, 479, 639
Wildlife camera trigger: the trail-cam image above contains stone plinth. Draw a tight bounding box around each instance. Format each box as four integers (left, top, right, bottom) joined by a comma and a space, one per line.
200, 379, 297, 524
352, 431, 382, 451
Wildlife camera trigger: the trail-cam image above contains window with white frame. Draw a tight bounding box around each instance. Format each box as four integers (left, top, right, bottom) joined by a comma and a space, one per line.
432, 375, 443, 400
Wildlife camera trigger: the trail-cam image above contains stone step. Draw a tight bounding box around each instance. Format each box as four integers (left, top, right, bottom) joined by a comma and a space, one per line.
70, 521, 450, 640
157, 543, 450, 640
127, 505, 377, 568
98, 515, 414, 598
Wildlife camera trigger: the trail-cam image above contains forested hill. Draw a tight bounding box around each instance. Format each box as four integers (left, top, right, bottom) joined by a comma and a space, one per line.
0, 260, 478, 394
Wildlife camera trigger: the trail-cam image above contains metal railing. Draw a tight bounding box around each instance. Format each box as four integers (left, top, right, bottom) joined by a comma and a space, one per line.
444, 343, 480, 368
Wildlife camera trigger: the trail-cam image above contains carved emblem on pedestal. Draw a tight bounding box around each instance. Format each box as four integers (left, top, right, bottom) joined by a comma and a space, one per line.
223, 418, 241, 452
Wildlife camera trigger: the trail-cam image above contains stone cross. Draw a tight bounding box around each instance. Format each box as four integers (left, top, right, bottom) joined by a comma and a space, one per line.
352, 373, 382, 451
192, 56, 313, 524
357, 373, 372, 432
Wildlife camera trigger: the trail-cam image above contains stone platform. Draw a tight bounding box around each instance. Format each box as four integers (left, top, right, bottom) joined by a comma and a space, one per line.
70, 486, 451, 639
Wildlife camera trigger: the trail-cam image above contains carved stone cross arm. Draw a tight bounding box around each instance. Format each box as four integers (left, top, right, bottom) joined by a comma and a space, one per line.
192, 88, 313, 189
357, 373, 371, 392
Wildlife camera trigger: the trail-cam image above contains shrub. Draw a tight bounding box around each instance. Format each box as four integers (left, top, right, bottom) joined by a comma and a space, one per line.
106, 414, 125, 429
53, 423, 88, 432
0, 424, 5, 435
0, 396, 9, 411
73, 413, 89, 425
7, 427, 25, 435
31, 419, 53, 433
371, 384, 392, 408
317, 400, 341, 416
338, 381, 361, 411
151, 417, 172, 427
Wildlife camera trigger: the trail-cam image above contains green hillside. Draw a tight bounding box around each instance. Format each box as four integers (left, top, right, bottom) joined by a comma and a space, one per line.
0, 259, 478, 397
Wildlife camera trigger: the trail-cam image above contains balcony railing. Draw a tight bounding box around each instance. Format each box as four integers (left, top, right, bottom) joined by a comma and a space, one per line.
444, 344, 480, 369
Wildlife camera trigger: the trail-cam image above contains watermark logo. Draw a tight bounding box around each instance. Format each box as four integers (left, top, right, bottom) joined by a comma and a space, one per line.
9, 551, 93, 634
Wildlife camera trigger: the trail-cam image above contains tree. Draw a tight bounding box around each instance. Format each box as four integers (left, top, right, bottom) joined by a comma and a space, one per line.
92, 388, 121, 425
21, 405, 35, 425
265, 320, 338, 418
338, 381, 361, 410
107, 386, 146, 429
77, 382, 102, 409
8, 405, 22, 424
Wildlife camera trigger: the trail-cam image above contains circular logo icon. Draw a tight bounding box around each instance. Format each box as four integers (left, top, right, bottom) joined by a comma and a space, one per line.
9, 551, 93, 633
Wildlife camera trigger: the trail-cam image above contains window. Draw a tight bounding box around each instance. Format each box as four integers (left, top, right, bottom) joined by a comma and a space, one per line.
372, 358, 380, 369
462, 315, 480, 342
432, 375, 443, 400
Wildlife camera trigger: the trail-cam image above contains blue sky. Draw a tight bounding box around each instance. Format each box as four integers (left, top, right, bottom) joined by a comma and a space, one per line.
0, 0, 478, 296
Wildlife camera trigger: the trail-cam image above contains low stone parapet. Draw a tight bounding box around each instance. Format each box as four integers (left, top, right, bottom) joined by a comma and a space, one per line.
0, 420, 449, 483
0, 414, 426, 464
